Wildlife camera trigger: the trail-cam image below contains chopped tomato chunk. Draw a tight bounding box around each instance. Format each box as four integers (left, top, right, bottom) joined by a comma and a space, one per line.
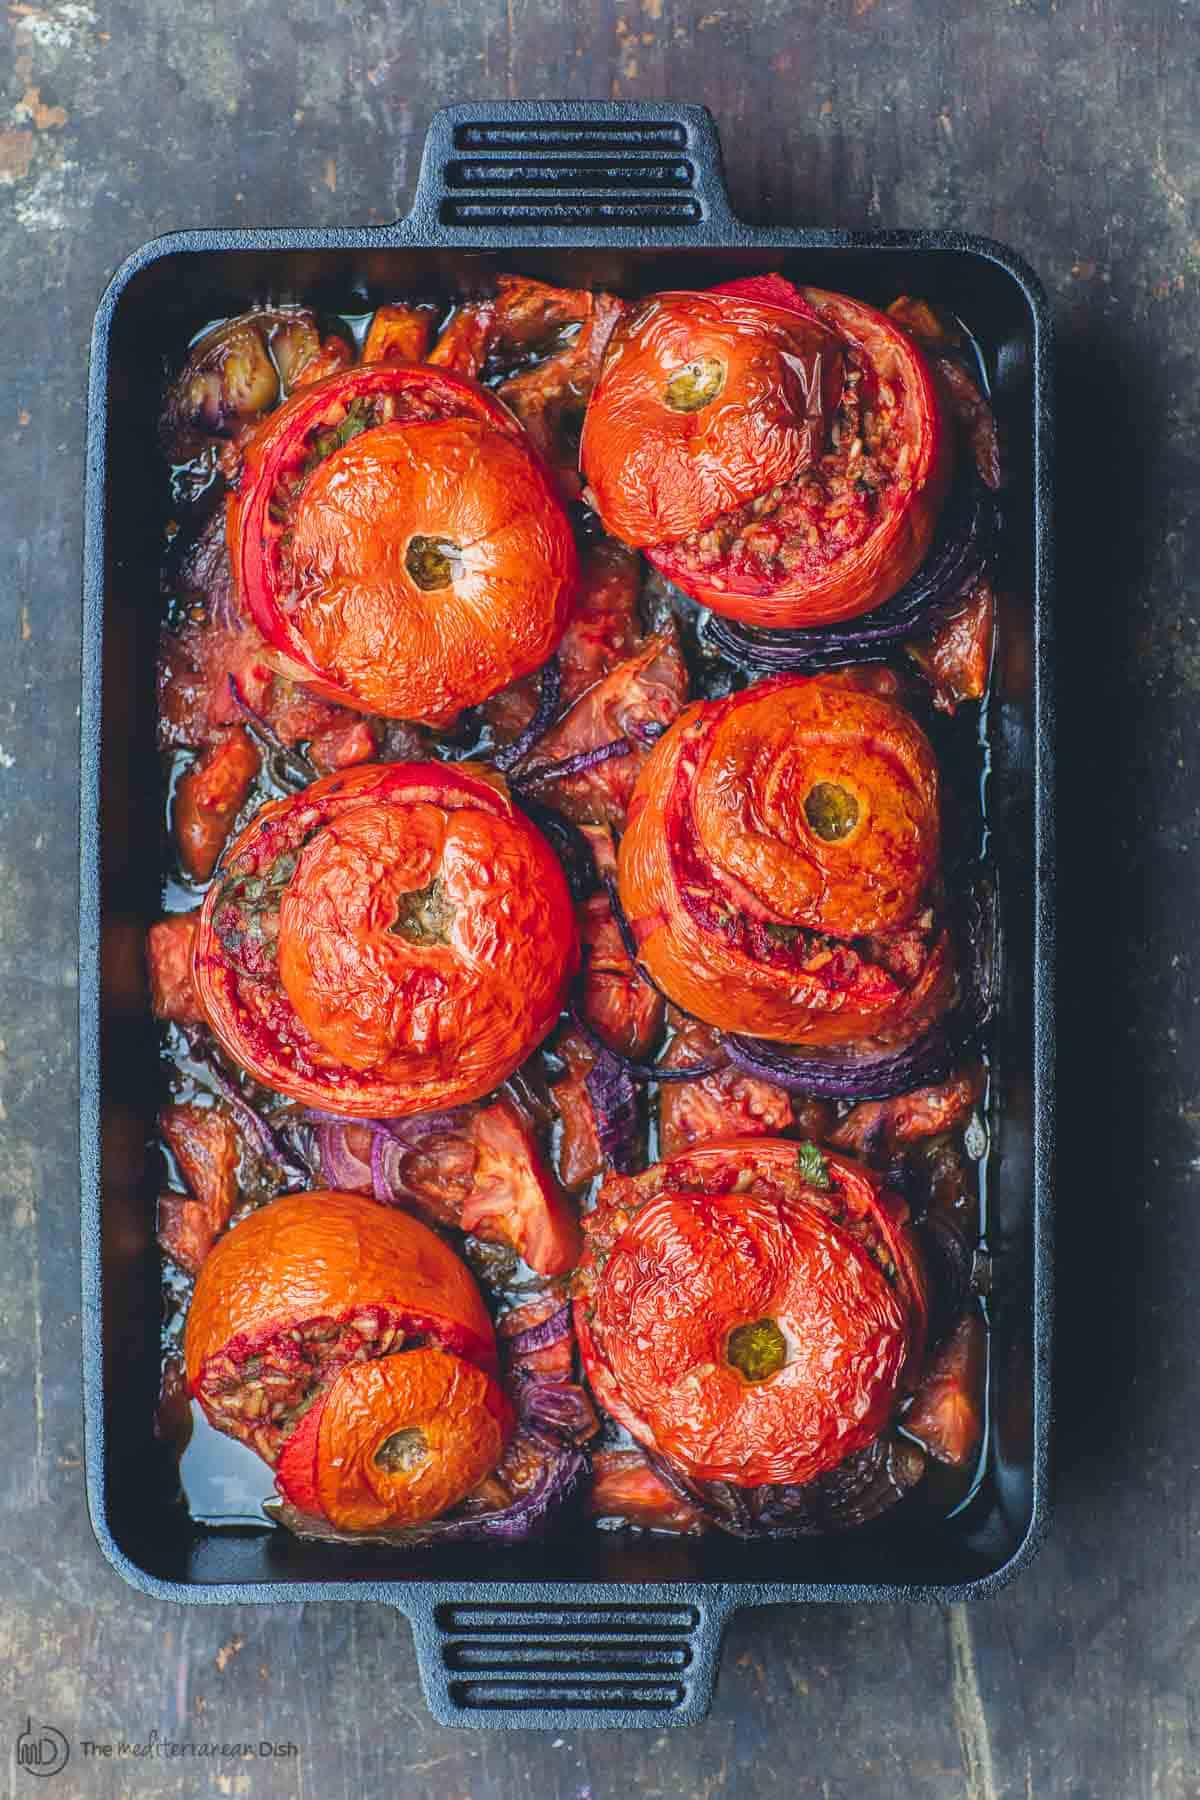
579, 889, 663, 1059
464, 1099, 582, 1277
658, 1012, 792, 1156
306, 715, 378, 773
146, 913, 202, 1023
157, 1104, 240, 1276
551, 1032, 605, 1189
907, 578, 995, 715
904, 1310, 986, 1468
588, 1450, 707, 1534
829, 1067, 984, 1158
173, 727, 261, 881
362, 303, 436, 365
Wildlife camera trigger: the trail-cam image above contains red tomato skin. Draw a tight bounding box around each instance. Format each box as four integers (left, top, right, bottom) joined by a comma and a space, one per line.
193, 762, 578, 1117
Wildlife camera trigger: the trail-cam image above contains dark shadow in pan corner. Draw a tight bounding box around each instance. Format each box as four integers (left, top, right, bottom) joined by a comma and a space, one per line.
1049, 321, 1165, 1493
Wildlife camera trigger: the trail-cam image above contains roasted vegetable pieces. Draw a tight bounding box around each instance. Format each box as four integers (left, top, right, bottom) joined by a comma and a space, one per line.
149, 274, 998, 1547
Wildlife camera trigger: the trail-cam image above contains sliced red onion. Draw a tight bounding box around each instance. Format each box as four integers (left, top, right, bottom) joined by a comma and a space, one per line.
194, 1047, 311, 1185
570, 1007, 722, 1085
492, 656, 561, 772
227, 672, 317, 790
600, 874, 676, 1006
581, 1038, 640, 1174
503, 1302, 572, 1357
514, 737, 631, 788
646, 1434, 925, 1538
264, 1431, 584, 1547
722, 1026, 957, 1101
315, 1122, 373, 1194
915, 1214, 974, 1348
515, 798, 599, 900
517, 1376, 599, 1445
702, 479, 997, 672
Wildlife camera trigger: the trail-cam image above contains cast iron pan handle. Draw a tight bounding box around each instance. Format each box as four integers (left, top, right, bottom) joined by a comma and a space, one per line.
404, 100, 739, 235
403, 1593, 734, 1729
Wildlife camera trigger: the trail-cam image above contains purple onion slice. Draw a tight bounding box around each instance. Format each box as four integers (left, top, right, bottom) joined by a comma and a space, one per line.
702, 478, 997, 672
315, 1122, 373, 1194
721, 871, 998, 1101
581, 1037, 640, 1174
503, 1301, 572, 1357
514, 737, 631, 788
491, 655, 562, 772
515, 798, 599, 900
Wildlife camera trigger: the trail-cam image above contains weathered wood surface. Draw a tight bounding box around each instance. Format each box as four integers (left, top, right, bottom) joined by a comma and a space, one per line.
1, 0, 1198, 1793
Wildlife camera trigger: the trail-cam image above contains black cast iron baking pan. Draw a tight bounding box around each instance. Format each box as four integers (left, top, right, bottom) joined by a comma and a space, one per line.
80, 100, 1054, 1730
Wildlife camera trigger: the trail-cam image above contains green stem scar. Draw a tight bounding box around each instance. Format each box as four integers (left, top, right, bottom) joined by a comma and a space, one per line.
726, 1318, 788, 1382
406, 535, 461, 591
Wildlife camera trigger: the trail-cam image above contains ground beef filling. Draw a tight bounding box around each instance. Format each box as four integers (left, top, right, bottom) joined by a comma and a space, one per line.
194, 1304, 417, 1465
660, 353, 908, 586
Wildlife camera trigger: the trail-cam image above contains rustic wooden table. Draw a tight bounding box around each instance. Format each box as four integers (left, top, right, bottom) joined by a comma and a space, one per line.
1, 1, 1196, 1793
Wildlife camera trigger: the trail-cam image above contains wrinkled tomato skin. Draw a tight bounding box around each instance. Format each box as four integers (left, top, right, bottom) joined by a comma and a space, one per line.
185, 1190, 498, 1394
187, 1191, 510, 1531
580, 286, 844, 548
574, 1139, 927, 1488
617, 673, 955, 1046
637, 280, 952, 629
193, 761, 578, 1117
227, 362, 576, 723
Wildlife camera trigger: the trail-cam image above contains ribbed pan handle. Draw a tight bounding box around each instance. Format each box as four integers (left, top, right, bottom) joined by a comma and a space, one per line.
404, 1595, 733, 1729
404, 101, 739, 234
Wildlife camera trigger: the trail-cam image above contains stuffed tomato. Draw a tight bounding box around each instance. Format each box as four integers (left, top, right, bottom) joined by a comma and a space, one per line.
185, 1191, 511, 1529
193, 761, 577, 1116
227, 361, 577, 722
574, 1139, 928, 1491
616, 671, 955, 1050
581, 274, 951, 629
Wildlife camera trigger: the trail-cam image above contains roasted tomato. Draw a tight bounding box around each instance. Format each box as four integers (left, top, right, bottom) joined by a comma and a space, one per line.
428, 274, 627, 498
617, 672, 955, 1045
581, 280, 844, 546
657, 1012, 792, 1156
574, 1139, 927, 1487
583, 274, 951, 629
192, 761, 577, 1116
172, 726, 261, 881
226, 362, 577, 722
186, 1191, 509, 1526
